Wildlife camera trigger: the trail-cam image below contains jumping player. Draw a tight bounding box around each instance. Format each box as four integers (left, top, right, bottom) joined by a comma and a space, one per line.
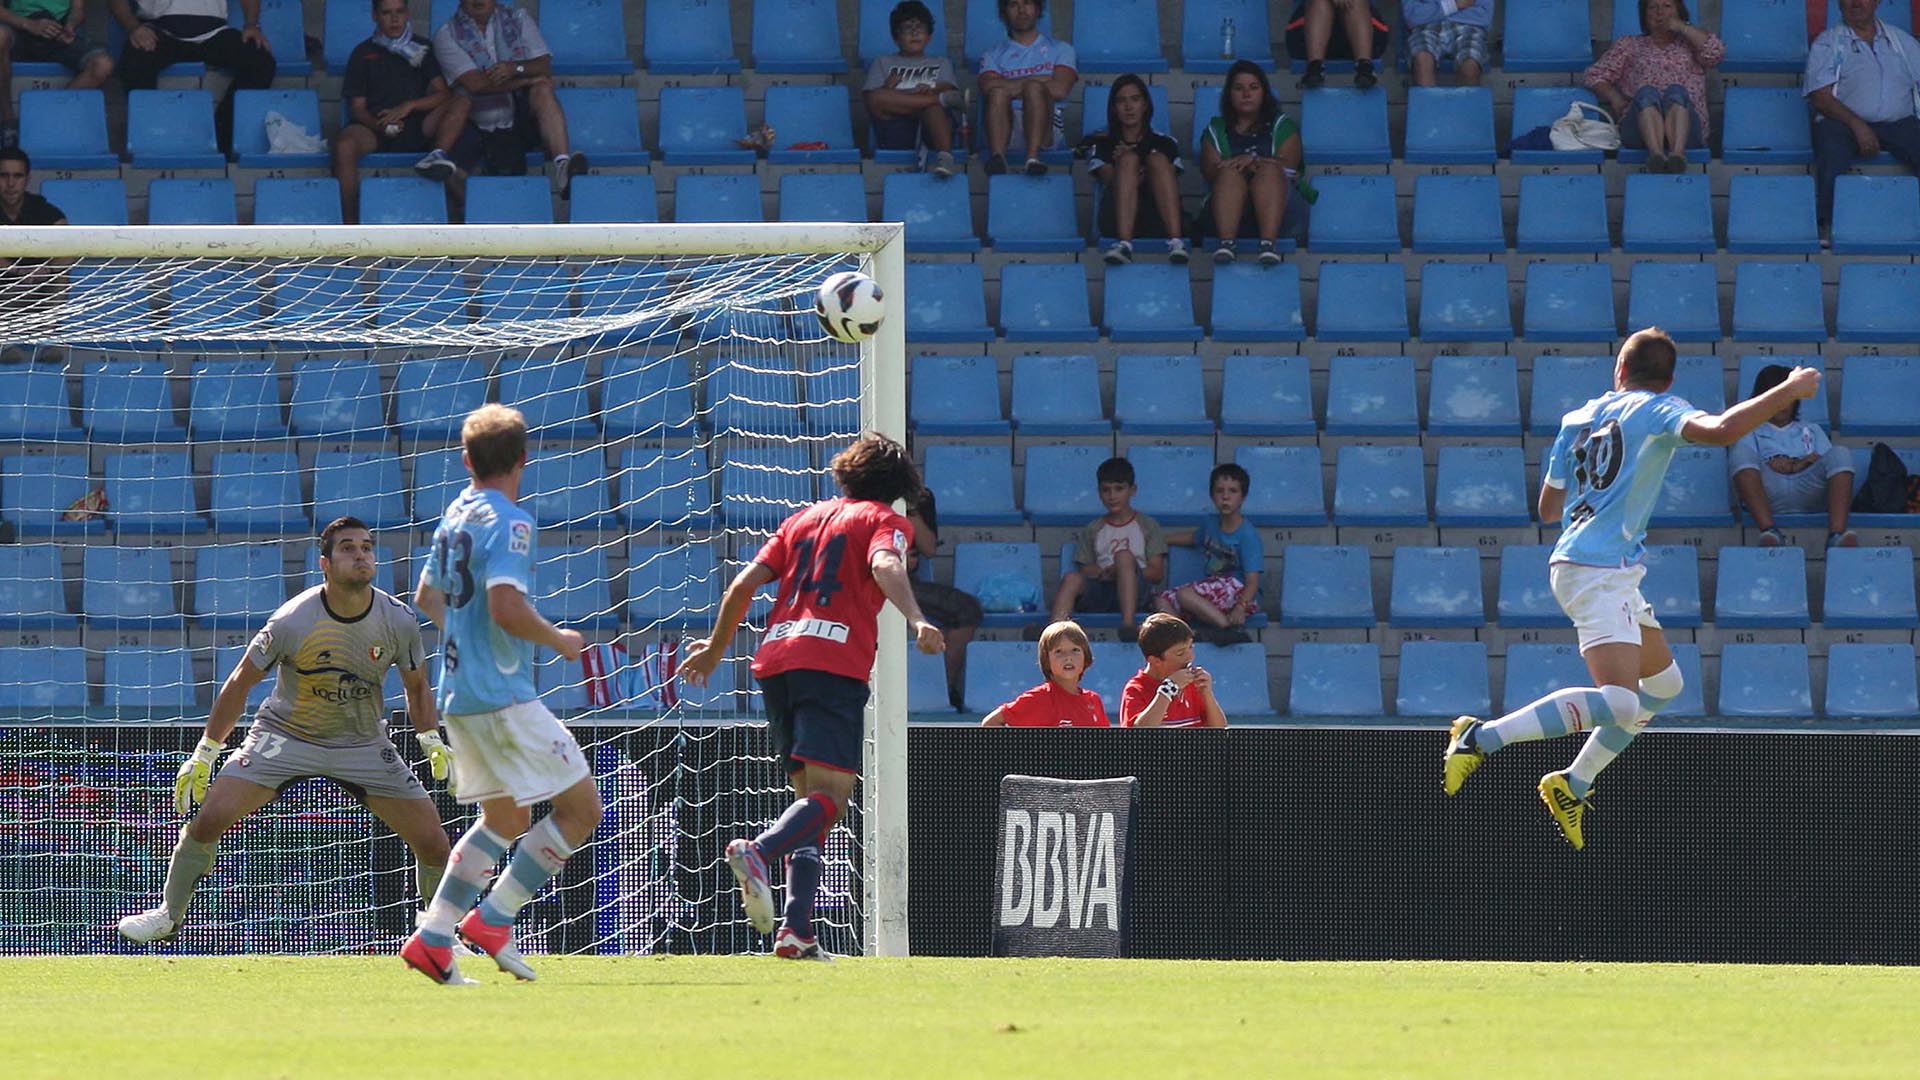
402, 404, 598, 984
117, 516, 454, 943
1442, 329, 1819, 848
680, 433, 944, 961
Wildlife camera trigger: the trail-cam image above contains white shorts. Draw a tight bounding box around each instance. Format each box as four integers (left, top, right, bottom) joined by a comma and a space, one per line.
444, 699, 591, 807
1550, 562, 1663, 652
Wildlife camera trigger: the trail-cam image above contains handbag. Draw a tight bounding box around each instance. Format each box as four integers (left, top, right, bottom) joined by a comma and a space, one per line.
1548, 102, 1621, 152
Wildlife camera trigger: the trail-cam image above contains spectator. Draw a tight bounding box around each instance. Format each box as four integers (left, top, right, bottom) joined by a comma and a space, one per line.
904, 487, 981, 710
334, 0, 472, 224
110, 0, 273, 153
863, 0, 965, 179
1198, 59, 1307, 266
432, 0, 585, 194
1730, 364, 1858, 549
981, 620, 1111, 727
1080, 73, 1188, 266
976, 0, 1076, 177
1118, 613, 1227, 728
1155, 463, 1263, 645
0, 148, 69, 309
0, 0, 113, 147
1805, 0, 1920, 231
1404, 0, 1490, 87
1585, 0, 1724, 174
1289, 0, 1390, 90
1048, 456, 1166, 644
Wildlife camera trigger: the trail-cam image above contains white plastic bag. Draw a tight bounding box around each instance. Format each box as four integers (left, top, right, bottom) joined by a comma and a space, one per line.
1548, 102, 1620, 152
263, 110, 324, 155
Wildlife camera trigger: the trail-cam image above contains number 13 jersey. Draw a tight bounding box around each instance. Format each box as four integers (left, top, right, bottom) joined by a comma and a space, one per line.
1543, 389, 1704, 569
751, 497, 914, 683
421, 487, 539, 716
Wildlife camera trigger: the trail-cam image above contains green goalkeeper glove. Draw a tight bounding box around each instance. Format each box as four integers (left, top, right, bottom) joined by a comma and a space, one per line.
174, 736, 224, 816
418, 730, 454, 783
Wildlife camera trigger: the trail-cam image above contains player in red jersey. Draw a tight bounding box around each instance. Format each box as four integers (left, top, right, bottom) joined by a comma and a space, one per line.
680, 433, 944, 960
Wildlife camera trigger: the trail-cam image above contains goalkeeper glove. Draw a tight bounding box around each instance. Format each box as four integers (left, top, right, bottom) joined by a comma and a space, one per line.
174, 736, 224, 816
418, 730, 454, 783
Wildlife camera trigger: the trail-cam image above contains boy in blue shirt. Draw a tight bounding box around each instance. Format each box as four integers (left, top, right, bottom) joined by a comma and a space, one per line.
1155, 463, 1263, 646
1443, 329, 1819, 849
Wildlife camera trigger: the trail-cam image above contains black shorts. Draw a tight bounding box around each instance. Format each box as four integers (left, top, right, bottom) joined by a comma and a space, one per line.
872, 115, 922, 151
760, 669, 869, 776
1097, 182, 1179, 240
355, 113, 429, 154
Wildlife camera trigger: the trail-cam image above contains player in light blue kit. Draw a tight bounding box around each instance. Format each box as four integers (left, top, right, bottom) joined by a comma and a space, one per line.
1443, 329, 1820, 848
402, 403, 599, 984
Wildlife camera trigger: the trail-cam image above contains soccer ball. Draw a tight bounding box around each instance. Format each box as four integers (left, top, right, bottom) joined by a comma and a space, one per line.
815, 271, 886, 344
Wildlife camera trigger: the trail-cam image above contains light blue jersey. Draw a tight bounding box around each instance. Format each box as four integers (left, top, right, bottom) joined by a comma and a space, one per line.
1544, 389, 1705, 568
422, 487, 538, 716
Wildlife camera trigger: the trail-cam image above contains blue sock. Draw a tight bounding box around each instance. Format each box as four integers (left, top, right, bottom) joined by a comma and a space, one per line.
1477, 685, 1632, 754
755, 792, 838, 862
782, 840, 824, 939
477, 817, 573, 928
418, 825, 508, 947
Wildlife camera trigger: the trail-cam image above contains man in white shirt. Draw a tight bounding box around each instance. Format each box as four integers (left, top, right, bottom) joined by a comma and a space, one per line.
976, 0, 1075, 177
1804, 0, 1920, 228
432, 0, 584, 195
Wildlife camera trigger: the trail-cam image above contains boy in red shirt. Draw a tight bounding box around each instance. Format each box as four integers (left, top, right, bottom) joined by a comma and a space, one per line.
982, 620, 1110, 727
681, 434, 945, 960
1119, 613, 1227, 728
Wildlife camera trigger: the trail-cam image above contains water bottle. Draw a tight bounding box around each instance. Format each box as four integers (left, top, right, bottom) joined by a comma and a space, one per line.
1220, 16, 1236, 60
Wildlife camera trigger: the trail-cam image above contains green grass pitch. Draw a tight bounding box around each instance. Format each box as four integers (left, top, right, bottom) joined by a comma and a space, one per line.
5, 956, 1917, 1078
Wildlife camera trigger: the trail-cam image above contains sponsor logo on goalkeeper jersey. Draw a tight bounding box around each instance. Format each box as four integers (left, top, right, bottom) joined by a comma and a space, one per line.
998, 809, 1121, 932
765, 618, 851, 645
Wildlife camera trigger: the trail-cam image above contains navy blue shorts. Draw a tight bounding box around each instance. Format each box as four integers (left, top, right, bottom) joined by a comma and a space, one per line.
760, 669, 869, 776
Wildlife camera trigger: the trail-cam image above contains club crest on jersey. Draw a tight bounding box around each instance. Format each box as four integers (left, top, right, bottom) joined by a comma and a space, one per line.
368, 645, 387, 662
509, 520, 531, 554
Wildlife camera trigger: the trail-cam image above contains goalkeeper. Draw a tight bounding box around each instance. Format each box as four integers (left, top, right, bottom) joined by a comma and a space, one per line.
118, 517, 456, 944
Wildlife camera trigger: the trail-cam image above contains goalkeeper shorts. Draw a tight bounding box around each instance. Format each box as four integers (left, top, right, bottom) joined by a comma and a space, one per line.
222, 727, 429, 802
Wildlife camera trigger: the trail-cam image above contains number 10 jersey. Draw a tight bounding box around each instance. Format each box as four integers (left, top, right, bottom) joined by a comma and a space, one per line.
750, 496, 914, 684
421, 486, 539, 716
1543, 388, 1704, 569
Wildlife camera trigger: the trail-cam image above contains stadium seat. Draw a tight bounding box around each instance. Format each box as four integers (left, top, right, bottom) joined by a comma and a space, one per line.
127, 90, 222, 170
1722, 87, 1814, 164
1840, 355, 1920, 435
231, 90, 328, 170
166, 262, 262, 339
1069, 0, 1163, 70
883, 171, 979, 252
1727, 175, 1820, 255
1717, 0, 1808, 71
1022, 444, 1110, 526
310, 449, 405, 531
1010, 354, 1106, 435
189, 359, 283, 441
38, 179, 126, 225
210, 644, 273, 713
645, 0, 739, 72
752, 0, 842, 71
104, 647, 198, 712
1501, 0, 1590, 71
539, 0, 633, 74
496, 354, 593, 440
1509, 88, 1602, 164
1500, 643, 1590, 713
988, 175, 1080, 252
1181, 0, 1273, 71
1651, 446, 1733, 526
1419, 262, 1514, 342
466, 177, 553, 225
1325, 356, 1417, 436
764, 86, 860, 164
0, 544, 74, 629
82, 546, 177, 627
1515, 173, 1609, 254
657, 87, 753, 164
707, 356, 803, 437
1103, 264, 1201, 342
911, 355, 1007, 435
1717, 643, 1813, 718
410, 446, 469, 524
1637, 545, 1702, 628
620, 445, 716, 530
230, 0, 308, 74
1825, 644, 1920, 720
530, 546, 619, 630
1714, 547, 1811, 629
576, 260, 679, 350
0, 365, 81, 442
603, 354, 698, 441
1669, 354, 1726, 415
1001, 262, 1097, 342
1192, 642, 1275, 718
962, 641, 1040, 715
1496, 546, 1569, 627
904, 262, 994, 342
1219, 355, 1312, 434
1209, 263, 1305, 341
377, 265, 468, 329
1280, 545, 1375, 627
908, 647, 957, 715
1428, 355, 1520, 436
1114, 355, 1210, 435
1733, 262, 1826, 342
323, 0, 372, 72
361, 177, 449, 225
1309, 175, 1399, 254
1831, 175, 1920, 255
210, 451, 305, 533
858, 0, 948, 63
19, 90, 113, 170
922, 444, 1021, 526
1315, 262, 1409, 342
1389, 547, 1484, 628
1403, 86, 1496, 164
1290, 642, 1383, 717
1629, 261, 1721, 342
779, 172, 867, 225
522, 447, 616, 529
393, 357, 486, 442
1528, 354, 1613, 435
1395, 640, 1490, 718
290, 359, 381, 440
477, 261, 571, 326
191, 544, 284, 630
1235, 445, 1327, 526
1837, 264, 1920, 343
1, 454, 98, 536
1300, 89, 1390, 164
0, 645, 87, 710
1434, 446, 1530, 527
1411, 175, 1502, 254
1621, 175, 1714, 254
266, 265, 366, 343
953, 543, 1045, 628
253, 178, 344, 226
720, 445, 816, 525
84, 361, 184, 443
1127, 444, 1211, 525
1824, 546, 1918, 629
148, 178, 237, 226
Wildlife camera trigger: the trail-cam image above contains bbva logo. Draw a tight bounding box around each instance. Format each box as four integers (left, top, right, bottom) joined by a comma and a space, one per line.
998, 809, 1120, 931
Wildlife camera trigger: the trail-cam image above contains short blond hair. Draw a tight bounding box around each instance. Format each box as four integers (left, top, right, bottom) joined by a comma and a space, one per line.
462, 403, 527, 481
1037, 620, 1093, 680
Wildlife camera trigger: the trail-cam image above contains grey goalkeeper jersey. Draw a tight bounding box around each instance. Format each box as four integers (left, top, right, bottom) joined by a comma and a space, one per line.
241, 585, 425, 747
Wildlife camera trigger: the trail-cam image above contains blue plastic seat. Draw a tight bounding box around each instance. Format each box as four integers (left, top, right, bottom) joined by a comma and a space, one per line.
84, 361, 184, 443
657, 86, 753, 164
1209, 263, 1305, 341
312, 449, 405, 529
721, 445, 817, 526
569, 175, 659, 224
1733, 262, 1826, 341
764, 85, 860, 164
1280, 546, 1374, 627
252, 177, 343, 225
1325, 355, 1417, 435
1001, 262, 1097, 341
1622, 174, 1714, 253
752, 0, 842, 71
883, 171, 979, 252
1127, 444, 1212, 525
602, 354, 697, 441
1825, 643, 1919, 720
1220, 355, 1312, 434
1103, 264, 1201, 342
1, 454, 98, 536
1500, 643, 1590, 712
323, 0, 377, 72
1420, 262, 1514, 342
1515, 173, 1608, 253
104, 647, 198, 713
1837, 264, 1920, 343
231, 90, 328, 169
1403, 87, 1496, 164
19, 90, 113, 170
83, 546, 177, 627
167, 262, 262, 339
1839, 355, 1920, 434
1638, 544, 1702, 628
1389, 547, 1484, 628
189, 359, 283, 441
962, 641, 1040, 715
1428, 355, 1520, 436
1182, 0, 1272, 71
779, 173, 866, 225
1114, 355, 1210, 435
905, 262, 994, 342
1720, 0, 1809, 71
859, 0, 948, 64
1434, 446, 1530, 527
1629, 261, 1721, 342
1309, 175, 1399, 254
538, 0, 633, 74
708, 355, 802, 437
1189, 642, 1274, 717
0, 544, 74, 629
620, 445, 716, 530
1022, 444, 1109, 526
908, 646, 957, 714
229, 0, 308, 74
1300, 89, 1390, 164
910, 355, 1006, 435
951, 543, 1044, 628
1669, 353, 1727, 415
361, 177, 448, 225
1727, 175, 1820, 254
1714, 546, 1810, 628
645, 0, 739, 72
393, 357, 486, 442
1651, 446, 1733, 527
191, 544, 283, 629
411, 446, 470, 524
127, 90, 222, 170
1825, 546, 1918, 630
1315, 262, 1410, 342
211, 645, 272, 712
38, 179, 126, 225
1528, 354, 1613, 434
475, 261, 571, 325
148, 178, 238, 225
210, 452, 305, 533
267, 265, 365, 343
1011, 353, 1106, 434
530, 546, 618, 629
1501, 0, 1590, 70
466, 176, 553, 225
290, 358, 382, 440
0, 646, 87, 711
988, 174, 1080, 252
0, 365, 81, 441
1411, 174, 1502, 254
1235, 445, 1326, 526
1290, 642, 1382, 717
1496, 545, 1569, 627
1718, 643, 1813, 718
1722, 87, 1814, 164
523, 447, 615, 529
1508, 88, 1601, 164
377, 264, 468, 329
1831, 175, 1920, 255
1396, 640, 1490, 718
922, 444, 1021, 526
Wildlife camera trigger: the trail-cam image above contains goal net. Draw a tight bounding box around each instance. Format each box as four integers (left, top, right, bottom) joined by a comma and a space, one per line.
0, 223, 909, 959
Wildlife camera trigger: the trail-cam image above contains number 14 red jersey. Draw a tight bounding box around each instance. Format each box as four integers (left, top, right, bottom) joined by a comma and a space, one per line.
750, 497, 914, 683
